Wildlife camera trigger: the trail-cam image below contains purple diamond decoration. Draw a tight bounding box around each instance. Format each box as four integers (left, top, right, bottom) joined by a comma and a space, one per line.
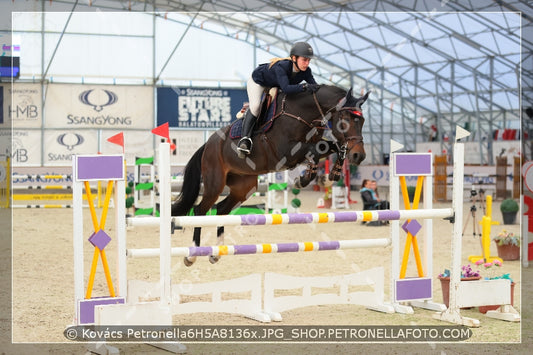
88, 230, 111, 250
402, 219, 422, 236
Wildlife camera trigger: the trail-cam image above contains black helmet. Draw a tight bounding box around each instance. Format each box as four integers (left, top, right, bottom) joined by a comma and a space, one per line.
290, 42, 314, 58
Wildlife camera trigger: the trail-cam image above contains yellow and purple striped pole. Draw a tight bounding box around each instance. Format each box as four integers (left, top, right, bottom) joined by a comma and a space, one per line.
127, 208, 453, 228
127, 238, 391, 259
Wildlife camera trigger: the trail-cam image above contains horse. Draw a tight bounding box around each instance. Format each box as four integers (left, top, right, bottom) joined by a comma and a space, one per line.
172, 85, 370, 266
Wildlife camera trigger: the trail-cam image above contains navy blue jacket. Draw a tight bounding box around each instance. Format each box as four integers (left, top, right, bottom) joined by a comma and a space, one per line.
251, 59, 317, 94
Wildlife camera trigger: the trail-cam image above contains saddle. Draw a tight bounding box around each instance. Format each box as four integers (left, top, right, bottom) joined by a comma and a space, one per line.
230, 88, 279, 140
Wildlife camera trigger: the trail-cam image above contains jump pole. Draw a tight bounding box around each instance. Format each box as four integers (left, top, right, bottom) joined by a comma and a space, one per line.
127, 208, 454, 228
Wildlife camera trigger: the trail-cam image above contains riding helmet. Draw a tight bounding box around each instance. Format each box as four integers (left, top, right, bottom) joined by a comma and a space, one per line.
290, 42, 314, 58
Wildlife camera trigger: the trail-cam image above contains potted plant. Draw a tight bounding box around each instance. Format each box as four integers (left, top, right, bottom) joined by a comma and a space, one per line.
493, 230, 520, 260
474, 259, 515, 313
438, 264, 481, 308
500, 198, 519, 224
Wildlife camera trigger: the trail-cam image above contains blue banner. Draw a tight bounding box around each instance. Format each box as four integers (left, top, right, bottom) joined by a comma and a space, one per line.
157, 87, 247, 129
0, 86, 3, 124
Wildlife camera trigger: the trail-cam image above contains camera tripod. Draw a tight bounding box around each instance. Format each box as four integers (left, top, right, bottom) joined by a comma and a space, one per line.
462, 186, 486, 238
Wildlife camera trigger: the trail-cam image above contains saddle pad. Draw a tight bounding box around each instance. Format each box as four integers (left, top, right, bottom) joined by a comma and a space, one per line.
229, 93, 279, 140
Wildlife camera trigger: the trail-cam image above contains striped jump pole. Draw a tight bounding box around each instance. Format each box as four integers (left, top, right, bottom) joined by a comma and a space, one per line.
127, 238, 391, 259
126, 208, 453, 228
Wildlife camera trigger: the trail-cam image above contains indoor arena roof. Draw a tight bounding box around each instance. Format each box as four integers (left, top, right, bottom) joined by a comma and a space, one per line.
3, 0, 531, 162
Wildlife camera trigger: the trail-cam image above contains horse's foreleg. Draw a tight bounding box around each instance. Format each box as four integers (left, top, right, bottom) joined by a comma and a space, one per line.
329, 156, 345, 181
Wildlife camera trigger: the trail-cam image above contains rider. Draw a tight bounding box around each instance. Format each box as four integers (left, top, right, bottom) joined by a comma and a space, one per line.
237, 42, 320, 156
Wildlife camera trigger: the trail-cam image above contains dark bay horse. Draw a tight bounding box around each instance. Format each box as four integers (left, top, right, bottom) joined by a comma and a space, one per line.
172, 85, 370, 265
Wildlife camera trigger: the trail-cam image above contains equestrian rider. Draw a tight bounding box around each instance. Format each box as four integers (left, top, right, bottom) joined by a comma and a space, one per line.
237, 42, 319, 156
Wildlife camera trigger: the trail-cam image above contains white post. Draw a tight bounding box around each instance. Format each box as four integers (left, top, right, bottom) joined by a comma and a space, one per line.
116, 167, 127, 297
159, 143, 172, 306
72, 159, 84, 323
450, 141, 465, 302
389, 140, 402, 311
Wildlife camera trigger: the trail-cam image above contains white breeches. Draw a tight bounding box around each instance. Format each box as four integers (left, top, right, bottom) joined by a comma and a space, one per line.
247, 76, 265, 117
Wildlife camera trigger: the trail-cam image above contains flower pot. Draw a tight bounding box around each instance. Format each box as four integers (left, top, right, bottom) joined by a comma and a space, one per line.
323, 198, 332, 208
501, 211, 517, 225
438, 276, 481, 308
495, 242, 520, 261
479, 282, 515, 313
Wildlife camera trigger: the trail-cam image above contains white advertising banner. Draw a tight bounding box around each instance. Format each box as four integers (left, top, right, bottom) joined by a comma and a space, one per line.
8, 83, 42, 129
44, 84, 153, 129
492, 140, 521, 163
43, 130, 98, 166
11, 130, 42, 166
169, 130, 206, 166
101, 130, 154, 166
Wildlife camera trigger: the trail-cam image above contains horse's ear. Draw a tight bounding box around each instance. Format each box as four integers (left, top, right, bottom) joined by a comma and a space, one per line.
347, 87, 353, 98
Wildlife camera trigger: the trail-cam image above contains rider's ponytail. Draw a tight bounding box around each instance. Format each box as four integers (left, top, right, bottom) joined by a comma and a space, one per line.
268, 57, 291, 68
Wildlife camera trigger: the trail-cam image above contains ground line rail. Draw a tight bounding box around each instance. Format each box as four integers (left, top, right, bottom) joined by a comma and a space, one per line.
127, 238, 391, 259
126, 208, 454, 228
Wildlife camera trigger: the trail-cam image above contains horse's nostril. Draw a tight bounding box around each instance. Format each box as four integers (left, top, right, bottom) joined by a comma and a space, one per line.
352, 152, 366, 164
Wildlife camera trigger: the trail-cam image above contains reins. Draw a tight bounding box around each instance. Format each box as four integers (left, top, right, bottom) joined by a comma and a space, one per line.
269, 91, 364, 153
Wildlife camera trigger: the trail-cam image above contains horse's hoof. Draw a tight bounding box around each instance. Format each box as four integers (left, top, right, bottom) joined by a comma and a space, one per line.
208, 255, 220, 264
319, 175, 333, 187
293, 177, 303, 189
184, 257, 194, 267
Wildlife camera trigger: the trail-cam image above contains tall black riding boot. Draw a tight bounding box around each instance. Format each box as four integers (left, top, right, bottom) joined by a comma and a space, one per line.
237, 110, 256, 156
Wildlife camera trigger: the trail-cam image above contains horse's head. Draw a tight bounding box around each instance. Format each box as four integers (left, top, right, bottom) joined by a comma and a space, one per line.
330, 88, 369, 165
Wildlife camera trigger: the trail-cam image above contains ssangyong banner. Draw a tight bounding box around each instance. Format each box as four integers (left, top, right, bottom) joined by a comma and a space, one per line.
45, 84, 153, 129
157, 87, 247, 128
43, 130, 98, 166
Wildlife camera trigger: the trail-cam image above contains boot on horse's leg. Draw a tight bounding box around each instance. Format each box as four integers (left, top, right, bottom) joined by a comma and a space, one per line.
237, 110, 256, 157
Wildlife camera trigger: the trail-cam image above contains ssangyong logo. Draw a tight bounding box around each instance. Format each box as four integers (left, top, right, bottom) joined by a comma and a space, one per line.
57, 133, 84, 150
79, 89, 118, 112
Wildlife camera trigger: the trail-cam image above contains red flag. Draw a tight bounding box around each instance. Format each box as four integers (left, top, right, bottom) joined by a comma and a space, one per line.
107, 132, 124, 153
151, 122, 170, 141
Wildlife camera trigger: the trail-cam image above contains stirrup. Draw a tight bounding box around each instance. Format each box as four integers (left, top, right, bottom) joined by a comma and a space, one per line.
237, 137, 252, 155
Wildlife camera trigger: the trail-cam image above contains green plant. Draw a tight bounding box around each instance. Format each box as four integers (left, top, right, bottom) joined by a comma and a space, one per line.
500, 199, 519, 213
493, 230, 520, 247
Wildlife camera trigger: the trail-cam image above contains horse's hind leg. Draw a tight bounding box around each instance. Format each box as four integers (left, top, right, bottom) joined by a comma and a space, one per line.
208, 174, 258, 264
184, 189, 224, 267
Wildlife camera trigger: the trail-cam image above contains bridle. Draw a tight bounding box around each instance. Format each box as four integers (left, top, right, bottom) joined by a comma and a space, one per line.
270, 90, 365, 159
329, 107, 364, 160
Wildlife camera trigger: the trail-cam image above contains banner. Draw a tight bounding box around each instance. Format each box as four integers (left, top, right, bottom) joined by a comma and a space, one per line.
169, 130, 205, 165
7, 83, 42, 128
492, 140, 521, 163
157, 87, 247, 128
0, 85, 3, 125
11, 130, 41, 166
45, 84, 153, 129
43, 130, 98, 166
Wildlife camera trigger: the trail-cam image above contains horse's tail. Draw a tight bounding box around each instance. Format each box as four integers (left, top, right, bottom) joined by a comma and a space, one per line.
171, 144, 205, 216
